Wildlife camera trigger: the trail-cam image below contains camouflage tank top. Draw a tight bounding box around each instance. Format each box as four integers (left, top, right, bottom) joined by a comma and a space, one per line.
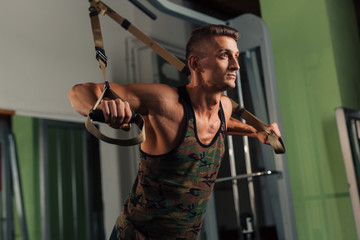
114, 86, 226, 240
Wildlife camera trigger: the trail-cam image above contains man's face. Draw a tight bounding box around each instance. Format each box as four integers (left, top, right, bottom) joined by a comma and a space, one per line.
196, 36, 240, 91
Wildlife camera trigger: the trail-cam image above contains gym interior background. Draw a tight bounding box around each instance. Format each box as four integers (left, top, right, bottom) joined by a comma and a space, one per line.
1, 0, 360, 239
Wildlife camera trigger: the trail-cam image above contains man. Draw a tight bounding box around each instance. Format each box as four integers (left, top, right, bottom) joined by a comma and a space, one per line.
68, 24, 281, 239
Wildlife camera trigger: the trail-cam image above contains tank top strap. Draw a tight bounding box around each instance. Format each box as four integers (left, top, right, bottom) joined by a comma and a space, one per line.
218, 101, 226, 132
177, 86, 195, 120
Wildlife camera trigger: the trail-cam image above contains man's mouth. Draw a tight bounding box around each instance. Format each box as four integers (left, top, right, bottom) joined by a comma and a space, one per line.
227, 74, 237, 79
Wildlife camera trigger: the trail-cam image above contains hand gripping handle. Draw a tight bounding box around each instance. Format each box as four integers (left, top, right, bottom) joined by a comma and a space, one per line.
89, 109, 137, 124
85, 82, 145, 146
230, 98, 286, 154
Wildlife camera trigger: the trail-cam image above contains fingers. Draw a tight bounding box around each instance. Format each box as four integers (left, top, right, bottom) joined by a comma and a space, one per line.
100, 100, 111, 123
122, 100, 133, 124
258, 131, 270, 144
256, 122, 281, 145
97, 99, 133, 129
268, 122, 281, 137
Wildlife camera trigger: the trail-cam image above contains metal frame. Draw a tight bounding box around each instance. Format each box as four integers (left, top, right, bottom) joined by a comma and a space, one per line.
335, 107, 360, 239
231, 14, 296, 240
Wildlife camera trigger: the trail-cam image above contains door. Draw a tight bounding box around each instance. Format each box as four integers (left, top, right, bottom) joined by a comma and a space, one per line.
39, 119, 104, 240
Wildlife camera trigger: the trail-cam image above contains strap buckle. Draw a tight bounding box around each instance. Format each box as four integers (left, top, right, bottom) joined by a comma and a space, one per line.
88, 6, 98, 17
103, 80, 109, 89
95, 47, 108, 67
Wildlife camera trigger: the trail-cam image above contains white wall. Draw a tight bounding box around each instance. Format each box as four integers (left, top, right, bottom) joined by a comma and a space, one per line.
0, 0, 190, 120
1, 0, 192, 238
2, 0, 96, 121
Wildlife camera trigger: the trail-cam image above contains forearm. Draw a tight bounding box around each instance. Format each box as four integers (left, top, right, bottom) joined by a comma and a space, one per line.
227, 116, 282, 146
68, 83, 102, 116
227, 117, 257, 137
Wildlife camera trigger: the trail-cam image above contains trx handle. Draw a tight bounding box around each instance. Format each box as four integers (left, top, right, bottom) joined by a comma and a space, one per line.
85, 114, 145, 146
88, 82, 136, 123
230, 99, 286, 154
89, 109, 136, 123
85, 82, 146, 146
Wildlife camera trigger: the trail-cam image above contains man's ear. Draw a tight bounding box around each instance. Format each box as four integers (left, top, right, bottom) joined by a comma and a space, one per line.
188, 55, 201, 73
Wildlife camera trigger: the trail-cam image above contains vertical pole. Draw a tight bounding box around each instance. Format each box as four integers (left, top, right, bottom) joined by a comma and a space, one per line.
56, 129, 64, 240
70, 131, 78, 240
0, 122, 13, 240
9, 133, 29, 240
224, 69, 247, 240
242, 51, 262, 238
226, 134, 242, 239
82, 131, 92, 240
234, 61, 257, 239
39, 120, 50, 240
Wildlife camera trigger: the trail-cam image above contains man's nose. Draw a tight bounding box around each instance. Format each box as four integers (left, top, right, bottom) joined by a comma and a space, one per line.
229, 56, 240, 70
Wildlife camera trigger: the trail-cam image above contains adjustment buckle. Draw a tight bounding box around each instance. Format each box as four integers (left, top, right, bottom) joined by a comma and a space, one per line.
88, 6, 98, 17
95, 47, 108, 67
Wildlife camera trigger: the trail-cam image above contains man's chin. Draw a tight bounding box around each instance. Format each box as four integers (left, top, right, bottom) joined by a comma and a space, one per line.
218, 86, 234, 93
224, 82, 236, 91
209, 81, 236, 92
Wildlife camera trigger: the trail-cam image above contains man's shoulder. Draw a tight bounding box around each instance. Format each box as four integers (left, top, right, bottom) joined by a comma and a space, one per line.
120, 82, 180, 101
138, 83, 183, 115
154, 83, 182, 101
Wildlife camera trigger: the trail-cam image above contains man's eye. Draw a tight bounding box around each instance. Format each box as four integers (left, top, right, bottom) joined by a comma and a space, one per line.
220, 53, 228, 58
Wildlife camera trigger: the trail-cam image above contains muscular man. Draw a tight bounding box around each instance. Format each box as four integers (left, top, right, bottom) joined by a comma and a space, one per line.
68, 24, 281, 239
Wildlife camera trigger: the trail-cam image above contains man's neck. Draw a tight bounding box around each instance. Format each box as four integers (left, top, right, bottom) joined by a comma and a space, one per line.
185, 84, 222, 120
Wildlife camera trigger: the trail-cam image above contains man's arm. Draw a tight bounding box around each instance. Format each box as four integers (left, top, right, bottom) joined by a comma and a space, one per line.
221, 96, 281, 144
227, 117, 281, 144
226, 117, 257, 137
68, 82, 103, 117
68, 82, 178, 128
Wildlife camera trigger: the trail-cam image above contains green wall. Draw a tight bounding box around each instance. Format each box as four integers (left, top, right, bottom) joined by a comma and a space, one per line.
11, 117, 100, 240
259, 0, 360, 239
12, 116, 41, 240
325, 0, 360, 108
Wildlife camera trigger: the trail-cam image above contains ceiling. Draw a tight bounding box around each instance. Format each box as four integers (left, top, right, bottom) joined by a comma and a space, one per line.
185, 0, 360, 39
183, 0, 261, 20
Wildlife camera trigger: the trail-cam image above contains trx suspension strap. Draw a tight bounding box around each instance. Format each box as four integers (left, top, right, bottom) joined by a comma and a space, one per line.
86, 0, 145, 146
230, 101, 286, 154
89, 0, 190, 76
86, 0, 286, 154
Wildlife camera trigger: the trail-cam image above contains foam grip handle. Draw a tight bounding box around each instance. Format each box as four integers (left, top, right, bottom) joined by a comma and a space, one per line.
89, 109, 136, 123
